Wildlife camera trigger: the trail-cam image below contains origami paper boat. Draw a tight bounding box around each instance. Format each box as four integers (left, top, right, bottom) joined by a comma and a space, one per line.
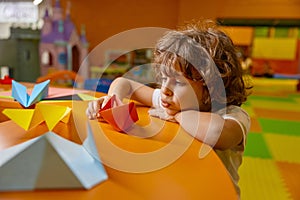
2, 103, 71, 131
11, 80, 50, 107
98, 95, 139, 132
0, 123, 107, 191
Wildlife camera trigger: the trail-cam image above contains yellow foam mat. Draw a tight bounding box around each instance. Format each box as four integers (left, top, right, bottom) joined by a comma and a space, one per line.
264, 134, 300, 163
242, 104, 256, 117
253, 78, 298, 86
239, 157, 291, 200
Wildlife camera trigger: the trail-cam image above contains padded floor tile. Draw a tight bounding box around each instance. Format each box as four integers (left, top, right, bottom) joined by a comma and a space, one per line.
259, 118, 300, 136
239, 157, 291, 200
244, 133, 272, 159
264, 134, 300, 163
276, 161, 300, 200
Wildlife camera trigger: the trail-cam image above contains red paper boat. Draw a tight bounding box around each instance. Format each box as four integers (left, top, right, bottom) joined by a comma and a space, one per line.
98, 95, 139, 132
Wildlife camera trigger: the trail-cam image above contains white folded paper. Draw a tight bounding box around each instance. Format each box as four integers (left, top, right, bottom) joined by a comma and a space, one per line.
0, 123, 107, 191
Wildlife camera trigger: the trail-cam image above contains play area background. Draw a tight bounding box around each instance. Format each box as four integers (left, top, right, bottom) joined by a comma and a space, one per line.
240, 77, 300, 200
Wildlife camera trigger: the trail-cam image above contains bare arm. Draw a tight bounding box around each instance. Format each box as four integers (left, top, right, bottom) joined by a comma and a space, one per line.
107, 77, 154, 106
175, 110, 243, 150
86, 77, 155, 119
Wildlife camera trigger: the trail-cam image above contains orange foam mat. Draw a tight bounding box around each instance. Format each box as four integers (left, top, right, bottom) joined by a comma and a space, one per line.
276, 161, 300, 200
249, 117, 262, 133
253, 108, 300, 122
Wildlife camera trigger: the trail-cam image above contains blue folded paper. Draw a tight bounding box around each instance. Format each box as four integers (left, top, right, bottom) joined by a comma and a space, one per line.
11, 80, 50, 107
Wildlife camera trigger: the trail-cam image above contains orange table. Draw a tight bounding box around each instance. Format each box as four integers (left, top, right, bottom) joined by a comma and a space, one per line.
0, 89, 238, 199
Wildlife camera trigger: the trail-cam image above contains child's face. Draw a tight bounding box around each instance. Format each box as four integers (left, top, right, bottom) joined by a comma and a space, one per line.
159, 69, 204, 116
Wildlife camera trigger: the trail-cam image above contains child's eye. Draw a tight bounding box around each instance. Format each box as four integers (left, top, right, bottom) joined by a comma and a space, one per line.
161, 77, 167, 82
175, 80, 186, 86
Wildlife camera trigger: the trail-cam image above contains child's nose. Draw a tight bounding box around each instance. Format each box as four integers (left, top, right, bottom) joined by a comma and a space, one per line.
161, 85, 173, 96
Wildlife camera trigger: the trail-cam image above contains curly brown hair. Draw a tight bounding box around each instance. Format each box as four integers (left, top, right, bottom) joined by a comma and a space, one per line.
153, 19, 252, 111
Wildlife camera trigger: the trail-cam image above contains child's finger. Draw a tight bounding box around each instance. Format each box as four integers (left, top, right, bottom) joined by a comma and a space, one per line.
86, 104, 96, 119
92, 100, 100, 111
86, 95, 111, 119
100, 95, 112, 108
86, 101, 96, 119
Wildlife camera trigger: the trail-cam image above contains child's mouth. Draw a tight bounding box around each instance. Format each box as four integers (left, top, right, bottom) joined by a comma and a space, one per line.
161, 100, 170, 108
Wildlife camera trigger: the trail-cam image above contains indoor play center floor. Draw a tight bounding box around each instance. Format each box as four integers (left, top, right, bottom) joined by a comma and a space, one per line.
239, 77, 300, 200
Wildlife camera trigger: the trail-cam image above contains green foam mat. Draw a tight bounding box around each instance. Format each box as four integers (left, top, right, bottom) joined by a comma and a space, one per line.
259, 118, 300, 136
244, 133, 272, 158
248, 95, 297, 103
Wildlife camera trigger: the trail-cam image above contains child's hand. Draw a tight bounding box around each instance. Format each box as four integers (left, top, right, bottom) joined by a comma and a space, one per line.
86, 95, 112, 119
148, 108, 177, 122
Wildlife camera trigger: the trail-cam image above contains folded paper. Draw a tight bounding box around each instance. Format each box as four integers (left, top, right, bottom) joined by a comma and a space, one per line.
77, 93, 98, 101
37, 103, 71, 130
0, 123, 108, 191
98, 95, 139, 132
11, 80, 50, 107
2, 103, 71, 131
2, 109, 37, 130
